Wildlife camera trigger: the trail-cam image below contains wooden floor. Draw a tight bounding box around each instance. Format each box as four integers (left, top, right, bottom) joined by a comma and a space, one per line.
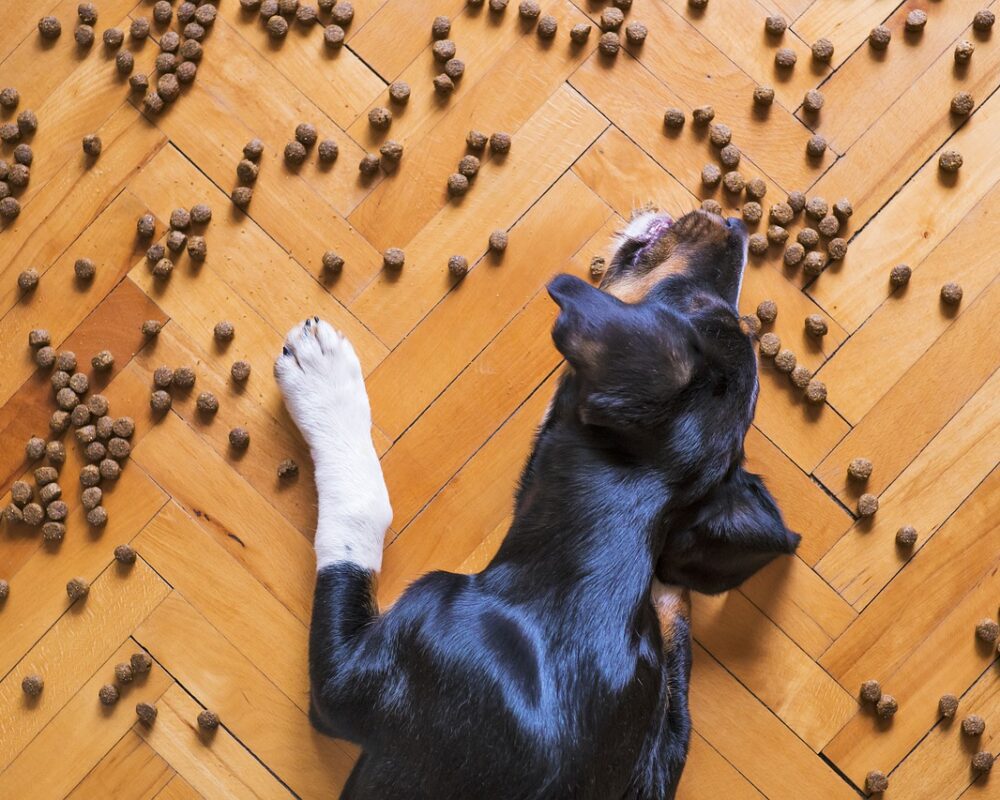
1, 0, 999, 797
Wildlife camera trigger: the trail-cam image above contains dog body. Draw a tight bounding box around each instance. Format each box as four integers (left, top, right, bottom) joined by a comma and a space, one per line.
275, 211, 799, 799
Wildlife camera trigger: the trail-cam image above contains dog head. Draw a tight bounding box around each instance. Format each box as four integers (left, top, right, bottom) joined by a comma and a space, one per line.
547, 210, 798, 593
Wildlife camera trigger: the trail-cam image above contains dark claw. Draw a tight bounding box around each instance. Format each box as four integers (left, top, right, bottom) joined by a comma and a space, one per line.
282, 346, 290, 355
305, 318, 312, 327
313, 315, 319, 323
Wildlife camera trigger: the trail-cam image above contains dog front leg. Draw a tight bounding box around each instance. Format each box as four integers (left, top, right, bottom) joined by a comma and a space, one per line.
276, 318, 394, 741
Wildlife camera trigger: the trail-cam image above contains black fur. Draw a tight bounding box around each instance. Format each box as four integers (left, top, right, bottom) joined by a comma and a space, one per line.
308, 212, 799, 798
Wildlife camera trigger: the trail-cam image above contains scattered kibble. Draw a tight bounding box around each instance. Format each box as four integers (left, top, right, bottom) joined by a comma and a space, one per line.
231, 360, 252, 383
940, 282, 963, 305
847, 457, 873, 481
131, 652, 153, 674
722, 171, 745, 194
22, 674, 44, 696
196, 392, 219, 414
769, 202, 793, 226
115, 662, 135, 683
875, 694, 897, 719
753, 86, 775, 107
741, 202, 762, 225
692, 106, 715, 126
43, 522, 64, 542
0, 580, 8, 601
284, 141, 307, 165
198, 709, 221, 730
589, 256, 607, 280
598, 31, 620, 56
905, 9, 927, 31
318, 139, 339, 164
701, 164, 721, 187
939, 150, 963, 173
804, 314, 827, 337
774, 48, 796, 69
939, 693, 959, 718
701, 199, 723, 215
860, 680, 882, 704
804, 378, 827, 404
570, 23, 592, 44
951, 92, 974, 116
229, 427, 251, 449
827, 238, 848, 260
895, 525, 917, 547
448, 255, 469, 278
764, 15, 787, 36
962, 715, 986, 737
759, 333, 780, 358
973, 9, 996, 31
114, 544, 137, 564
66, 577, 90, 602
277, 458, 299, 478
857, 493, 879, 517
955, 40, 974, 63
865, 771, 888, 794
767, 226, 788, 246
806, 135, 827, 158
790, 365, 812, 389
803, 251, 826, 277
150, 390, 172, 413
755, 300, 777, 325
46, 441, 66, 465
447, 173, 469, 196
975, 618, 1000, 643
98, 459, 120, 481
625, 21, 647, 45
709, 123, 732, 148
231, 186, 253, 209
748, 234, 768, 256
973, 751, 995, 773
17, 268, 39, 293
488, 230, 508, 253
803, 90, 824, 113
740, 314, 761, 337
214, 321, 235, 342
774, 350, 796, 373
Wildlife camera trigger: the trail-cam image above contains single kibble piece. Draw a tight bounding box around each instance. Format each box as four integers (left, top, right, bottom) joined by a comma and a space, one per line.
99, 684, 120, 705
600, 7, 624, 32
663, 108, 685, 130
67, 577, 90, 602
886, 264, 912, 289
0, 122, 21, 145
317, 138, 339, 164
136, 702, 159, 725
805, 197, 829, 220
962, 715, 986, 737
17, 268, 39, 293
432, 14, 452, 38
107, 437, 130, 461
742, 202, 762, 225
267, 15, 289, 37
447, 173, 469, 197
709, 123, 732, 148
875, 694, 897, 719
756, 300, 777, 324
599, 32, 621, 55
432, 39, 456, 63
938, 694, 959, 718
939, 150, 963, 173
847, 457, 873, 481
701, 164, 721, 187
92, 350, 114, 371
357, 154, 380, 176
198, 709, 221, 730
75, 426, 97, 447
196, 392, 219, 414
166, 230, 187, 254
277, 458, 299, 478
811, 38, 833, 63
625, 21, 647, 44
11, 480, 32, 506
36, 347, 57, 369
740, 315, 762, 337
141, 319, 162, 338
688, 0, 707, 7
448, 255, 469, 278
865, 771, 888, 794
817, 215, 840, 238
230, 186, 253, 210
214, 321, 235, 342
80, 464, 101, 487
827, 238, 848, 260
383, 248, 405, 271
589, 256, 607, 280
806, 135, 827, 158
764, 15, 787, 36
433, 74, 455, 95
229, 427, 251, 450
748, 234, 768, 256
940, 282, 963, 305
56, 388, 79, 412
869, 24, 891, 50
103, 27, 124, 49
173, 366, 196, 388
98, 459, 120, 481
973, 9, 996, 31
973, 751, 995, 774
790, 365, 812, 389
536, 16, 557, 38
905, 9, 927, 31
955, 40, 975, 64
803, 89, 824, 113
896, 525, 918, 547
769, 202, 794, 226
975, 618, 1000, 643
951, 92, 974, 116
570, 23, 592, 44
131, 652, 153, 674
22, 674, 44, 697
0, 87, 18, 109
753, 85, 775, 107
804, 378, 827, 404
56, 350, 77, 372
150, 390, 172, 413
115, 50, 134, 75
857, 493, 879, 517
774, 350, 796, 373
720, 171, 745, 195
39, 483, 61, 505
860, 680, 882, 704
0, 580, 8, 601
284, 141, 308, 166
745, 179, 767, 202
775, 48, 796, 69
486, 230, 509, 254
185, 236, 206, 262
231, 360, 252, 383
322, 251, 344, 275
46, 441, 66, 465
804, 314, 827, 337
458, 155, 480, 179
39, 16, 62, 39
35, 466, 58, 486
759, 333, 780, 358
96, 416, 114, 439
701, 199, 723, 215
2, 196, 22, 220
379, 140, 404, 170
691, 105, 715, 126
28, 328, 51, 348
368, 106, 392, 131
114, 544, 137, 564
25, 437, 47, 462
115, 662, 135, 683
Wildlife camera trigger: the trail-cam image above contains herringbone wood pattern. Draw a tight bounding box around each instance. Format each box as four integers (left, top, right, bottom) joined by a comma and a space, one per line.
1, 0, 998, 797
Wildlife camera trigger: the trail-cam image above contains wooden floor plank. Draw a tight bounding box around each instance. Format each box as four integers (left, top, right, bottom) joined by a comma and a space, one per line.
66, 731, 174, 800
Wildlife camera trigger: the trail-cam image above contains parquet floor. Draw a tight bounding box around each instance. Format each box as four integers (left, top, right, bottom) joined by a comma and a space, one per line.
1, 0, 998, 797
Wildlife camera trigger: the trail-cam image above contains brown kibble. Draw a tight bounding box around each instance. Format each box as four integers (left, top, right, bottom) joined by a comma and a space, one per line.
865, 771, 888, 794
722, 171, 745, 194
827, 238, 848, 261
663, 108, 685, 130
231, 360, 252, 383
28, 328, 51, 349
1, 195, 21, 220
975, 618, 1000, 643
150, 390, 172, 413
358, 153, 380, 175
0, 579, 8, 601
17, 268, 39, 293
857, 493, 879, 517
764, 15, 786, 36
817, 215, 839, 238
939, 150, 963, 173
803, 244, 827, 270
103, 27, 124, 49
99, 683, 120, 705
748, 234, 768, 256
198, 709, 221, 730
940, 282, 963, 305
368, 106, 392, 131
0, 87, 18, 109
767, 226, 788, 246
875, 694, 897, 719
87, 394, 109, 417
79, 463, 101, 488
87, 505, 108, 527
740, 314, 761, 337
42, 521, 65, 541
804, 378, 827, 404
379, 140, 404, 171
895, 525, 918, 547
67, 576, 90, 601
22, 674, 44, 696
91, 350, 114, 372
277, 458, 299, 478
11, 480, 32, 506
701, 164, 721, 187
600, 7, 624, 31
847, 457, 873, 481
39, 483, 61, 505
490, 132, 512, 155
116, 50, 134, 75
973, 751, 995, 773
951, 92, 974, 116
769, 202, 793, 226
46, 441, 66, 465
758, 332, 780, 358
432, 14, 452, 37
962, 715, 986, 737
267, 14, 289, 37
753, 85, 775, 107
775, 47, 796, 68
598, 31, 620, 55
114, 544, 136, 564
701, 199, 723, 215
444, 57, 465, 80
741, 202, 762, 225
774, 350, 796, 373
433, 74, 455, 95
50, 410, 71, 435
487, 230, 509, 254
229, 427, 250, 450
709, 123, 732, 148
214, 321, 235, 343
803, 89, 824, 113
869, 24, 891, 50
115, 662, 135, 683
589, 256, 607, 280
153, 365, 174, 389
432, 39, 456, 63
231, 186, 253, 210
860, 680, 882, 704
196, 392, 219, 414
38, 16, 62, 39
131, 652, 152, 674
790, 365, 812, 389
71, 402, 92, 428
804, 314, 827, 337
625, 21, 647, 45
754, 300, 776, 325
4, 504, 24, 524
811, 38, 833, 63
448, 255, 469, 278
136, 702, 158, 725
56, 388, 79, 412
25, 436, 47, 462
330, 1, 354, 25
0, 122, 21, 145
37, 348, 57, 370
173, 366, 196, 389
107, 437, 130, 461
905, 9, 927, 31
939, 694, 959, 718
973, 9, 996, 31
570, 23, 592, 44
456, 155, 480, 180
955, 40, 975, 64
141, 319, 163, 338
806, 135, 827, 158
383, 247, 403, 269
692, 105, 715, 126
447, 173, 469, 197
35, 466, 59, 486
98, 458, 120, 481
746, 178, 767, 201
96, 416, 114, 439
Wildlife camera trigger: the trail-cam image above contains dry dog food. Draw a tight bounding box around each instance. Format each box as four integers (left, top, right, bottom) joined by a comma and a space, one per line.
589, 256, 607, 280
748, 234, 768, 256
103, 28, 125, 49
746, 178, 767, 200
722, 171, 745, 194
46, 441, 66, 465
701, 199, 723, 215
848, 457, 873, 481
817, 215, 840, 237
769, 202, 794, 226
625, 21, 647, 45
886, 265, 912, 289
759, 333, 781, 357
869, 24, 891, 50
80, 464, 100, 487
975, 618, 1000, 643
229, 427, 251, 449
875, 694, 897, 718
805, 197, 829, 220
66, 577, 90, 601
692, 105, 715, 126
231, 186, 253, 209
764, 15, 787, 35
114, 544, 137, 564
742, 202, 762, 224
488, 230, 509, 253
0, 580, 9, 601
444, 58, 464, 80
939, 150, 963, 172
196, 392, 219, 414
865, 771, 888, 794
940, 282, 963, 305
827, 238, 848, 260
860, 680, 882, 704
116, 51, 134, 75
955, 40, 975, 63
753, 85, 775, 107
214, 321, 235, 342
951, 92, 974, 116
368, 106, 392, 130
570, 23, 593, 44
131, 652, 152, 674
804, 314, 827, 337
284, 141, 307, 166
701, 164, 721, 187
150, 390, 172, 413
38, 16, 62, 39
939, 694, 959, 718
905, 9, 927, 31
600, 7, 624, 31
136, 702, 158, 725
709, 123, 732, 148
98, 459, 119, 481
433, 74, 455, 95
323, 23, 345, 47
962, 715, 986, 736
598, 31, 621, 55
974, 9, 996, 30
448, 255, 469, 278
115, 662, 135, 683
811, 38, 834, 62
22, 674, 44, 696
277, 458, 299, 478
767, 225, 788, 245
775, 48, 796, 68
806, 135, 827, 157
17, 268, 39, 292
267, 15, 289, 37
857, 493, 879, 517
432, 39, 456, 62
804, 378, 827, 404
92, 350, 114, 371
774, 350, 796, 373
447, 173, 469, 196
318, 139, 339, 163
720, 144, 740, 168
803, 90, 824, 113
231, 360, 252, 383
790, 365, 812, 389
802, 251, 826, 277
490, 132, 512, 155
191, 204, 211, 225
198, 709, 221, 729
973, 752, 995, 773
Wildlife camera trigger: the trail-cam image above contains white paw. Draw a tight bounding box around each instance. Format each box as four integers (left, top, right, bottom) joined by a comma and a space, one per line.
276, 318, 392, 572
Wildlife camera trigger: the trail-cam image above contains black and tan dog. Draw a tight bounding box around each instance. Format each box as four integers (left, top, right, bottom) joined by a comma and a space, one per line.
275, 210, 800, 799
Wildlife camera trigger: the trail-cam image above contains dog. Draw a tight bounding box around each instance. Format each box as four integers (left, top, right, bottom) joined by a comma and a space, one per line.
275, 209, 800, 799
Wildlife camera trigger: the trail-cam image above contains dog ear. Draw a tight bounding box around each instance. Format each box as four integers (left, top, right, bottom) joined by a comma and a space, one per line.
547, 274, 698, 428
655, 467, 800, 594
